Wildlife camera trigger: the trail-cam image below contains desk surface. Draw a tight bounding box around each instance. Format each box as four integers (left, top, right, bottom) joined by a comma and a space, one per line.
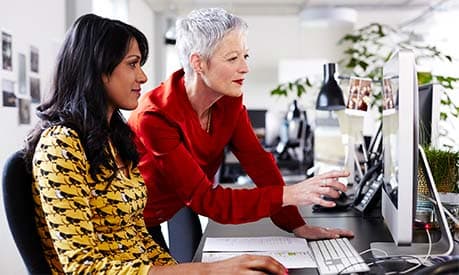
193, 208, 458, 274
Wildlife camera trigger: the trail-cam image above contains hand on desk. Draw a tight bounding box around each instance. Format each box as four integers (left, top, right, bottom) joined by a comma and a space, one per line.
282, 170, 349, 207
293, 224, 354, 240
149, 255, 287, 275
204, 255, 287, 275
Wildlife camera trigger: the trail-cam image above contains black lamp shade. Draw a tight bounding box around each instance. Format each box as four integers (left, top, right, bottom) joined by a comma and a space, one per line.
316, 63, 345, 111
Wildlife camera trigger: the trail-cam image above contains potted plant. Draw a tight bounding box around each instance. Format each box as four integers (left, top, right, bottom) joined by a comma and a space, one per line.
418, 147, 459, 194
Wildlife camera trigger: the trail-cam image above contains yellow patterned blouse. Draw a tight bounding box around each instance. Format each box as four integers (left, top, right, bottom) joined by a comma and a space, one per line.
32, 125, 176, 274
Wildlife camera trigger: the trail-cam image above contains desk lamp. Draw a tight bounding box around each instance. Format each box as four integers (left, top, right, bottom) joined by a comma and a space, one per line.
316, 63, 345, 111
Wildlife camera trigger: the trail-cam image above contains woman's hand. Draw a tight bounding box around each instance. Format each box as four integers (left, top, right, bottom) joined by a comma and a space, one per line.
282, 170, 349, 207
149, 255, 287, 275
293, 224, 354, 240
203, 255, 287, 275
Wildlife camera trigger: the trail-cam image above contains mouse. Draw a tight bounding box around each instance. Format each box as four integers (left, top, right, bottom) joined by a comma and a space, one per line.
312, 192, 352, 212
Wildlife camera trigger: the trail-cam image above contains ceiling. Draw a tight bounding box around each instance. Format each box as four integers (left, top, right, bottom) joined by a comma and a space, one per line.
145, 0, 457, 16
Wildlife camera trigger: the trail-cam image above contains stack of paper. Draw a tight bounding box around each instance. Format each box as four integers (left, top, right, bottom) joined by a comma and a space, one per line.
202, 236, 317, 269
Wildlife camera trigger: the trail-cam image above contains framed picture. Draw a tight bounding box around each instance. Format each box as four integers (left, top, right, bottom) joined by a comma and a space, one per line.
17, 53, 27, 95
18, 98, 31, 125
30, 46, 39, 73
2, 79, 16, 107
30, 77, 40, 103
2, 31, 13, 71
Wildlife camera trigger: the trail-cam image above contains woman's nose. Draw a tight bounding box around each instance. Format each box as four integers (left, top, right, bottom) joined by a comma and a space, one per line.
240, 59, 249, 74
137, 68, 148, 84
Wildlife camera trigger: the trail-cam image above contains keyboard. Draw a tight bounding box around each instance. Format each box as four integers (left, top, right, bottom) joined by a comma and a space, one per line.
309, 238, 370, 275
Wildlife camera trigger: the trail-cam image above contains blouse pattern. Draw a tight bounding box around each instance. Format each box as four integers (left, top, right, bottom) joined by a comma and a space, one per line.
32, 125, 175, 274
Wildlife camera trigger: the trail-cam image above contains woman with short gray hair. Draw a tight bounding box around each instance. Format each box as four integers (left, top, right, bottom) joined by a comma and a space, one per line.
129, 7, 353, 255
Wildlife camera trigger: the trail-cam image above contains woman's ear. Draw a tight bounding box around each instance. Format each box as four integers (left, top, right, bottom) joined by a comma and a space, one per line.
190, 53, 203, 74
101, 74, 110, 85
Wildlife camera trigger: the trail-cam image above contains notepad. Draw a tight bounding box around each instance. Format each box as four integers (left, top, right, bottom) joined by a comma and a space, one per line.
202, 236, 317, 269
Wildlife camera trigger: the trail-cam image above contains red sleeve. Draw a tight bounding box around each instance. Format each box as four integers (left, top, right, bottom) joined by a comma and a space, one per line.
229, 106, 306, 232
136, 112, 285, 224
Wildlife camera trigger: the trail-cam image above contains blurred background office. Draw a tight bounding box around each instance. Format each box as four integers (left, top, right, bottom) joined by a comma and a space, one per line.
1, 0, 459, 273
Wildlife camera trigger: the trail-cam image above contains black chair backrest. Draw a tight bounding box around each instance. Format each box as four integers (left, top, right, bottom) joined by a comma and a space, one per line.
2, 150, 51, 274
167, 207, 203, 263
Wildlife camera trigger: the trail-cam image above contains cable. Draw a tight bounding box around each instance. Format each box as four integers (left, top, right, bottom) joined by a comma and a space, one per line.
359, 248, 389, 257
337, 247, 390, 274
369, 255, 423, 275
336, 260, 368, 275
395, 228, 432, 274
364, 228, 432, 275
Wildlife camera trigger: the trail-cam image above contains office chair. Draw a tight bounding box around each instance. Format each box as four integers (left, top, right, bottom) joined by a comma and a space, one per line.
167, 207, 203, 263
2, 150, 51, 274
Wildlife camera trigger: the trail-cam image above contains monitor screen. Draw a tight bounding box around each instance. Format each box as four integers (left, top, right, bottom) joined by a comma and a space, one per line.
418, 84, 433, 147
381, 50, 419, 245
418, 83, 440, 148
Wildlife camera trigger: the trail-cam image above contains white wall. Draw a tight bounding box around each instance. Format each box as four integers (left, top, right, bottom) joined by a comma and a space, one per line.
0, 1, 66, 273
239, 8, 433, 111
127, 0, 158, 92
241, 15, 353, 112
0, 0, 157, 273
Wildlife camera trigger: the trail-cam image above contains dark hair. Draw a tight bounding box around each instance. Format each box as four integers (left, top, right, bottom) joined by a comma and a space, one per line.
24, 13, 148, 182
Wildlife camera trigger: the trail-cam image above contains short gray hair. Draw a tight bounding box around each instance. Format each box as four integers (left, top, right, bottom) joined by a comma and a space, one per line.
175, 8, 248, 80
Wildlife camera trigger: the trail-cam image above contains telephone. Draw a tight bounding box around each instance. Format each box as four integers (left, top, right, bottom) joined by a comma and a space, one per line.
353, 159, 383, 215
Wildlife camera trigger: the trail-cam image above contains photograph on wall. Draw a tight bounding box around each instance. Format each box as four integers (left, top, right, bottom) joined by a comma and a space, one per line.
30, 77, 40, 103
2, 79, 16, 107
30, 46, 39, 73
2, 31, 13, 71
18, 98, 31, 125
17, 53, 27, 95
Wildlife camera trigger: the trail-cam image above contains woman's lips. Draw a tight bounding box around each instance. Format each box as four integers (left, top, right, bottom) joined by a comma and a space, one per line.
132, 89, 141, 96
233, 79, 244, 85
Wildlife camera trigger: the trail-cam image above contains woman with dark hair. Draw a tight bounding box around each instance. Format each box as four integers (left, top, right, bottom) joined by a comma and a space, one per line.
24, 13, 287, 275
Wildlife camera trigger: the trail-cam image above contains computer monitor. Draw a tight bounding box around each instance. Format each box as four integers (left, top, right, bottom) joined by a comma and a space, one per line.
248, 109, 267, 144
247, 109, 267, 129
371, 50, 453, 257
381, 50, 419, 246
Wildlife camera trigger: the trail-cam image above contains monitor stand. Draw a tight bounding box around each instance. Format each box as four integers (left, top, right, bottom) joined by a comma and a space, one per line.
370, 145, 454, 257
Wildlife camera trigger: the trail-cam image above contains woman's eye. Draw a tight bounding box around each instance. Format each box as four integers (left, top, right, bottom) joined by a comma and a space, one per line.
244, 54, 249, 60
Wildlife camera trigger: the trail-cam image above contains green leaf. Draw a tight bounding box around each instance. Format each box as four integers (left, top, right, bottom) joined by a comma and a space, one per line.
358, 60, 369, 71
297, 84, 306, 98
440, 112, 447, 120
347, 58, 358, 68
339, 34, 363, 44
270, 87, 287, 97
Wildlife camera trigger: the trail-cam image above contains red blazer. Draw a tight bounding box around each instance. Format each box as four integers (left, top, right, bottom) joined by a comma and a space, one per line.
128, 69, 305, 232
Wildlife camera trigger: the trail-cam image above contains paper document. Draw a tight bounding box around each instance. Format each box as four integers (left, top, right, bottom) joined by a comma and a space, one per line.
202, 237, 317, 269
